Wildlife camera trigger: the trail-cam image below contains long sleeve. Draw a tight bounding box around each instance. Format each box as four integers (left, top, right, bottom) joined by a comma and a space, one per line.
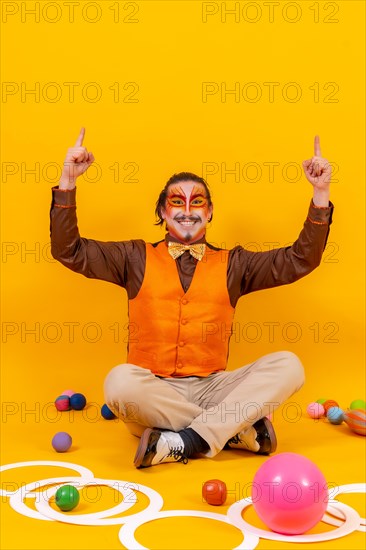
227, 200, 334, 304
49, 186, 145, 290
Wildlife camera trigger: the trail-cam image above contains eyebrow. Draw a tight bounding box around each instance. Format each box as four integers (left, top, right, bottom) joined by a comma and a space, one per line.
167, 186, 185, 197
167, 193, 206, 201
167, 185, 207, 199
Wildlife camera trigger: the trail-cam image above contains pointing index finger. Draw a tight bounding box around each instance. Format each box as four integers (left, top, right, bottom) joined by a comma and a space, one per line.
75, 127, 85, 147
314, 135, 321, 157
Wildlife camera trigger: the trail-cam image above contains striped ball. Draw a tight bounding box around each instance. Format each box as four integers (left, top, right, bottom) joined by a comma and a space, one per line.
327, 406, 344, 424
323, 399, 339, 414
343, 409, 366, 436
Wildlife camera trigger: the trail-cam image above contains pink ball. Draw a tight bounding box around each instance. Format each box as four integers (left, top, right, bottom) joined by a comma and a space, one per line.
62, 389, 75, 397
252, 452, 328, 535
306, 402, 325, 419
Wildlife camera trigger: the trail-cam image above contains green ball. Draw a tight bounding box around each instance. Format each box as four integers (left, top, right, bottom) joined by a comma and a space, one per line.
55, 485, 80, 511
350, 399, 366, 410
316, 398, 327, 404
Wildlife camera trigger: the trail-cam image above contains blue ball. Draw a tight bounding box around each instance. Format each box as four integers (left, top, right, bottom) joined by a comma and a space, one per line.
327, 406, 344, 425
70, 393, 87, 410
101, 404, 116, 420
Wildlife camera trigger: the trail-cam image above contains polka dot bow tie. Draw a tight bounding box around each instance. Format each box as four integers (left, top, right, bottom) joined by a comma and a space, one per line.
168, 242, 206, 261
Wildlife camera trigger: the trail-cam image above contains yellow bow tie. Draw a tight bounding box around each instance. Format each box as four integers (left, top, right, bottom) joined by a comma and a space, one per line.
168, 242, 206, 261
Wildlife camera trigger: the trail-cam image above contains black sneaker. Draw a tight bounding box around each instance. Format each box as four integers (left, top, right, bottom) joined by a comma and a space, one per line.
134, 428, 189, 468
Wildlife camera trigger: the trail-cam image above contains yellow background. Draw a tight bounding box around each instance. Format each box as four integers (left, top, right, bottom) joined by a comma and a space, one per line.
1, 1, 365, 549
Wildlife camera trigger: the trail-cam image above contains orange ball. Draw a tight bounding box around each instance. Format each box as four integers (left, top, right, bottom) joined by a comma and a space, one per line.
202, 479, 227, 506
323, 400, 339, 414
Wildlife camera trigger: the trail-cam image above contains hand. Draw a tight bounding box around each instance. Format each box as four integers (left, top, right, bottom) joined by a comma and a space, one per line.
302, 135, 331, 191
59, 128, 95, 189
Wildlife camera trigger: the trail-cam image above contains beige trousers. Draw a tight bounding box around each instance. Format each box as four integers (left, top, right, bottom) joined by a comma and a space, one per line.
104, 351, 304, 457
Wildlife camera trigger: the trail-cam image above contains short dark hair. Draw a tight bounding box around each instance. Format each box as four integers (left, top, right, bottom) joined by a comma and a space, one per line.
154, 172, 213, 226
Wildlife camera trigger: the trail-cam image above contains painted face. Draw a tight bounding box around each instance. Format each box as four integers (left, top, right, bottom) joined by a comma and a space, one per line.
162, 181, 213, 243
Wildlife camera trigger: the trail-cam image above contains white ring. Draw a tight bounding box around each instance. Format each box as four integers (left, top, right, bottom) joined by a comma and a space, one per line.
325, 506, 366, 531
227, 497, 360, 543
119, 510, 260, 550
9, 476, 94, 522
2, 461, 365, 546
34, 478, 136, 522
33, 478, 163, 525
323, 483, 366, 531
0, 460, 94, 497
325, 505, 366, 531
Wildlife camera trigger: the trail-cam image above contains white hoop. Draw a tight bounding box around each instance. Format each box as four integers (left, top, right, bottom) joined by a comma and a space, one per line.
32, 478, 163, 526
227, 497, 361, 543
2, 460, 365, 549
119, 509, 260, 550
9, 476, 94, 522
323, 483, 366, 532
0, 460, 94, 497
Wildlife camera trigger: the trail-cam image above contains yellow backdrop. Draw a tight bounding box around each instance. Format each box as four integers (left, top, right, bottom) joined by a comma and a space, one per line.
1, 2, 365, 549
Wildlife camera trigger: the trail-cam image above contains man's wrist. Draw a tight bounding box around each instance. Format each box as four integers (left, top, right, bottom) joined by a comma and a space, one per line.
59, 178, 76, 190
312, 188, 330, 208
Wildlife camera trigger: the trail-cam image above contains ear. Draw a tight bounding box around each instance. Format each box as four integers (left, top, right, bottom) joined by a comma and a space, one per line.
161, 207, 166, 220
208, 203, 213, 220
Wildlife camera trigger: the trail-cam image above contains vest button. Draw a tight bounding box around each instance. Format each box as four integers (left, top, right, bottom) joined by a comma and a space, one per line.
181, 298, 188, 305
177, 362, 183, 368
179, 341, 185, 347
181, 319, 187, 325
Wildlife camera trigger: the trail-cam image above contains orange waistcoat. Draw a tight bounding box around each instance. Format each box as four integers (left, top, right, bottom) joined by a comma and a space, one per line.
127, 241, 235, 377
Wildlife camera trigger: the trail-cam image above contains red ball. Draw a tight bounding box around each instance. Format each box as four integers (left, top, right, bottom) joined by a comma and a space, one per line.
55, 395, 70, 411
202, 479, 227, 506
323, 399, 339, 414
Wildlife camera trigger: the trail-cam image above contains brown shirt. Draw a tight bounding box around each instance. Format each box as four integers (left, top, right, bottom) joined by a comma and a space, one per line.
50, 187, 333, 308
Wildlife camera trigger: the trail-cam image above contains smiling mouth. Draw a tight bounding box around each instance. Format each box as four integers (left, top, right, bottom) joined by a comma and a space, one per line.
177, 220, 197, 226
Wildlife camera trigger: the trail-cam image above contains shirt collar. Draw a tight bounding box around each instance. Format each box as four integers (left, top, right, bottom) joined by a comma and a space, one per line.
165, 233, 207, 246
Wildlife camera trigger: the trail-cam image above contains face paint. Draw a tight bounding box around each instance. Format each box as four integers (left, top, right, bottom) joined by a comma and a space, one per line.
162, 181, 213, 244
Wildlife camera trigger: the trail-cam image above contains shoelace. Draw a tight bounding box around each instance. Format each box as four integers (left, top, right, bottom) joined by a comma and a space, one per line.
227, 434, 241, 445
167, 447, 189, 464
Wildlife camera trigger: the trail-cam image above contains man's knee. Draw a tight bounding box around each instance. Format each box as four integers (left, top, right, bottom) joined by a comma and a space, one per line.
278, 351, 305, 389
103, 363, 144, 420
104, 363, 128, 394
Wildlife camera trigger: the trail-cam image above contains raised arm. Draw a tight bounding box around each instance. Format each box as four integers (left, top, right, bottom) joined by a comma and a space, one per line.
232, 136, 334, 298
50, 128, 137, 287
